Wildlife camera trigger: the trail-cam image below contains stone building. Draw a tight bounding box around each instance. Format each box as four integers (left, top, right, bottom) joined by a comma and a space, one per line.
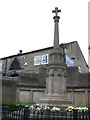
0, 7, 90, 106
1, 41, 89, 75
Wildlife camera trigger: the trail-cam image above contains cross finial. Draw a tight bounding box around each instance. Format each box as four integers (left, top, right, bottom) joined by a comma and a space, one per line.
52, 7, 61, 16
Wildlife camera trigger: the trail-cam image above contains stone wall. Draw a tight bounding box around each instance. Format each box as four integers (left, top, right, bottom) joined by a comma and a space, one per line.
17, 87, 45, 103
74, 91, 86, 105
67, 88, 90, 105
2, 77, 17, 103
2, 76, 90, 105
2, 69, 90, 105
18, 87, 90, 105
67, 67, 79, 87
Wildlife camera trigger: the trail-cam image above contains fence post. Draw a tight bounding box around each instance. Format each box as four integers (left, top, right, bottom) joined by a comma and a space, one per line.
82, 110, 84, 120
47, 110, 50, 120
41, 110, 43, 120
88, 109, 90, 120
56, 111, 59, 120
37, 111, 39, 120
73, 109, 78, 120
24, 105, 30, 120
53, 111, 55, 120
33, 110, 35, 120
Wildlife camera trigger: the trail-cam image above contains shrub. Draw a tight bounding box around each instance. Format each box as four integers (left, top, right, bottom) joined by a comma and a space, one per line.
2, 102, 33, 112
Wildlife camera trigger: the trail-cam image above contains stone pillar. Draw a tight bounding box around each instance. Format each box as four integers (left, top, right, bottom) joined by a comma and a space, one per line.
16, 88, 20, 103
53, 16, 60, 50
52, 7, 61, 50
85, 89, 88, 105
31, 89, 33, 103
71, 89, 74, 104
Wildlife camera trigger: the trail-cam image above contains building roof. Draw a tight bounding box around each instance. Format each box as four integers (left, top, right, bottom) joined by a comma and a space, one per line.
0, 46, 53, 60
0, 41, 76, 59
0, 41, 89, 69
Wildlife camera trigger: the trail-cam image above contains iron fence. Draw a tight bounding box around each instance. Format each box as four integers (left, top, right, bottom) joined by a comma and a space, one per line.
2, 106, 90, 120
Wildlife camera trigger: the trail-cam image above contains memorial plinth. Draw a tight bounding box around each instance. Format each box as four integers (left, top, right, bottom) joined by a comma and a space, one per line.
40, 63, 72, 109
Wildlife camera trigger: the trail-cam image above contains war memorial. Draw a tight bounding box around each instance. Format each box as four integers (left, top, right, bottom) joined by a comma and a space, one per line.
0, 7, 90, 109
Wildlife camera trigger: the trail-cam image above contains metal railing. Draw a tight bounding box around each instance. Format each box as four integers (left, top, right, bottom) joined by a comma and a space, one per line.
2, 106, 90, 120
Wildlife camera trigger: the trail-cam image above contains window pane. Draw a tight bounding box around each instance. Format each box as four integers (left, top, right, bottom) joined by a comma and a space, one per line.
34, 56, 41, 65
42, 54, 48, 64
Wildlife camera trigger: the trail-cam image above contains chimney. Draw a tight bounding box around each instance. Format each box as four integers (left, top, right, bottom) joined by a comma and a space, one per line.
18, 50, 23, 54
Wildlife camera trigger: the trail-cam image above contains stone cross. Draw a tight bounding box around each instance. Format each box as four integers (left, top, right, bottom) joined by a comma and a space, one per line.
52, 7, 61, 16
52, 7, 61, 50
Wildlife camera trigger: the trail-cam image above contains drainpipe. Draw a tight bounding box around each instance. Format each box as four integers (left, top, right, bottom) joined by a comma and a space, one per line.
60, 44, 67, 63
4, 59, 7, 76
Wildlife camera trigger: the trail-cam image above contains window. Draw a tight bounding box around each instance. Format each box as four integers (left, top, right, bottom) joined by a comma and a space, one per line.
41, 54, 48, 64
34, 56, 41, 65
34, 54, 48, 66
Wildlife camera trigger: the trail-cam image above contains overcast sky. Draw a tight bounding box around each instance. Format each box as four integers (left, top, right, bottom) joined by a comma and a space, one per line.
0, 0, 89, 63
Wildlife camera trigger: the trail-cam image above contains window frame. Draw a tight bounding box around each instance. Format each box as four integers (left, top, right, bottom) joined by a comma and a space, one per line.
34, 56, 41, 66
41, 54, 48, 65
